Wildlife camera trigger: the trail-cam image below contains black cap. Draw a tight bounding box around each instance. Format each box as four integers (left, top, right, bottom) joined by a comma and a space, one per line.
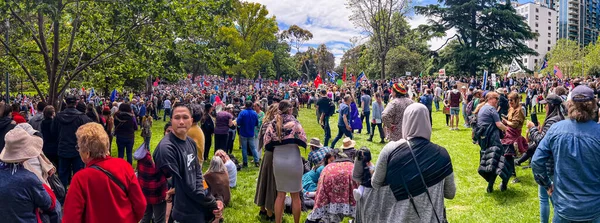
65, 95, 78, 104
539, 94, 563, 105
204, 103, 213, 111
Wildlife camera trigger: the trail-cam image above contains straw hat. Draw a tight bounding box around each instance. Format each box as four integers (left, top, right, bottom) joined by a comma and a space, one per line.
341, 137, 356, 149
308, 138, 323, 148
0, 128, 43, 163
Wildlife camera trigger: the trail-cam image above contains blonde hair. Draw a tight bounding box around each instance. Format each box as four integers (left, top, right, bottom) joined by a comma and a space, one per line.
76, 123, 110, 159
263, 103, 279, 124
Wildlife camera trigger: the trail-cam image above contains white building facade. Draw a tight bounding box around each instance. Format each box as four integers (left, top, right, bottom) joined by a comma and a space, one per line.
515, 2, 558, 71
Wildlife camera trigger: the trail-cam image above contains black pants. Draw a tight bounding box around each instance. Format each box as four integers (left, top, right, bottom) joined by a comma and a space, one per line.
517, 148, 536, 165
226, 130, 236, 154
358, 111, 371, 134
428, 110, 433, 127
214, 134, 228, 152
141, 201, 166, 223
445, 114, 450, 126
203, 133, 213, 161
505, 155, 516, 177
369, 123, 384, 141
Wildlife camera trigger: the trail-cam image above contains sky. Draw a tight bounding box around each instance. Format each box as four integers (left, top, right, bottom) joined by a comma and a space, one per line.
247, 0, 458, 66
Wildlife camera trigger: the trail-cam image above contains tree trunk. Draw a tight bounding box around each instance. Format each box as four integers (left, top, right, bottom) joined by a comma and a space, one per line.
380, 55, 386, 80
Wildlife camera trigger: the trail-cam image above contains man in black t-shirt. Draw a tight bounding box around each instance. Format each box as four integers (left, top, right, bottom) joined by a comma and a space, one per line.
316, 89, 333, 147
154, 103, 224, 223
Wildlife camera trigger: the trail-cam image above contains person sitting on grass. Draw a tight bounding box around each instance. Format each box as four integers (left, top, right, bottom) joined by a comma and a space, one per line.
204, 156, 231, 207
215, 149, 237, 188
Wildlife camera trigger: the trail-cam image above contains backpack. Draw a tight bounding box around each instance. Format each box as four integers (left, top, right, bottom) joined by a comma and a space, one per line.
465, 100, 475, 116
326, 99, 336, 117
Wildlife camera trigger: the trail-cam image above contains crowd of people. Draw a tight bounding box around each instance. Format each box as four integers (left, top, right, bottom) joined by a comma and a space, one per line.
0, 74, 599, 223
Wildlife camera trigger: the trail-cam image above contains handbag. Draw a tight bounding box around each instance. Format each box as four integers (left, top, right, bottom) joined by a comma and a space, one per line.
443, 106, 450, 115
48, 173, 66, 204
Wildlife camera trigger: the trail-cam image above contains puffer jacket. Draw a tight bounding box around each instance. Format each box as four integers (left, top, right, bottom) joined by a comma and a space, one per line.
474, 124, 510, 183
528, 115, 564, 175
0, 117, 15, 154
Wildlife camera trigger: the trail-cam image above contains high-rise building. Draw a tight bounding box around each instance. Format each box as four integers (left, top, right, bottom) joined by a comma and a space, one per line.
515, 2, 558, 70
555, 0, 599, 45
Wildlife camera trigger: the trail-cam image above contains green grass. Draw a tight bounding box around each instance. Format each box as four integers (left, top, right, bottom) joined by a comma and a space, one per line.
117, 106, 547, 223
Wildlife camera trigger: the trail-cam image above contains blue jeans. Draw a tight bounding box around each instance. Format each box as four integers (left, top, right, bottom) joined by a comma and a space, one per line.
163, 108, 171, 121
434, 99, 440, 111
240, 136, 259, 164
540, 185, 553, 223
322, 116, 331, 147
462, 103, 469, 125
117, 137, 134, 164
144, 136, 151, 151
58, 156, 85, 187
359, 111, 371, 134
330, 125, 353, 149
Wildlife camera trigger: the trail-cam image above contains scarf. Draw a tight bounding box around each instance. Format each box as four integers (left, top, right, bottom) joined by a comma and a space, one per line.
263, 114, 307, 151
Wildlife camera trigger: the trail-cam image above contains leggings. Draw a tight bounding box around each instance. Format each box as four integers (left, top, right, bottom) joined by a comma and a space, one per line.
445, 114, 450, 126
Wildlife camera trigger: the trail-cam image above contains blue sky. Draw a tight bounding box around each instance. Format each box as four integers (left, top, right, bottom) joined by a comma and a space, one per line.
248, 0, 532, 66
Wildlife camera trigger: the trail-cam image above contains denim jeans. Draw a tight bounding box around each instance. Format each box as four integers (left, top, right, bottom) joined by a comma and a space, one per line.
540, 185, 553, 223
359, 111, 371, 134
434, 99, 440, 111
462, 103, 469, 125
227, 129, 236, 154
370, 123, 384, 141
144, 136, 151, 151
330, 125, 353, 149
117, 137, 134, 164
322, 116, 331, 147
240, 136, 259, 164
58, 156, 85, 187
163, 108, 171, 121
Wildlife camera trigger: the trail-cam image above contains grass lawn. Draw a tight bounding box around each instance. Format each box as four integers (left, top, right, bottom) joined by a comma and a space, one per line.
114, 105, 547, 223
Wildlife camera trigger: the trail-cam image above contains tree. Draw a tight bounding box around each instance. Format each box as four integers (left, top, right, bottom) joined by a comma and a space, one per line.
267, 40, 299, 79
385, 45, 424, 77
315, 44, 335, 78
281, 25, 313, 79
416, 0, 538, 76
542, 39, 582, 77
0, 0, 181, 106
348, 0, 409, 79
217, 1, 278, 79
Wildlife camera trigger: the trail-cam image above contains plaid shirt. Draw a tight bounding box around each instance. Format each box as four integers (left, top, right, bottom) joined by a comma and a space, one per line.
137, 152, 167, 204
308, 147, 331, 168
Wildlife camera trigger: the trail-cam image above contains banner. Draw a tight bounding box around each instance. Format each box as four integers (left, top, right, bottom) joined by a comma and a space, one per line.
406, 72, 411, 76
482, 70, 488, 91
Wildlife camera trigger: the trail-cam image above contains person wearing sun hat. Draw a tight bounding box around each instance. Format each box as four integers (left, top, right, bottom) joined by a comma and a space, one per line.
0, 128, 60, 222
307, 137, 330, 169
532, 85, 600, 223
382, 82, 414, 141
340, 137, 357, 160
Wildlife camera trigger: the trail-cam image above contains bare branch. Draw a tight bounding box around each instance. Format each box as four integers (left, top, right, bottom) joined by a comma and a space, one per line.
433, 34, 459, 52
57, 0, 82, 85
0, 37, 46, 99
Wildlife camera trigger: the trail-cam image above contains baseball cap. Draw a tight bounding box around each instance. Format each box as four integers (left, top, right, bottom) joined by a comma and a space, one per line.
571, 85, 595, 102
539, 94, 563, 105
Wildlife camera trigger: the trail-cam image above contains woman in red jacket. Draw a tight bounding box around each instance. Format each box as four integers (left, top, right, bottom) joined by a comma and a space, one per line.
62, 123, 146, 223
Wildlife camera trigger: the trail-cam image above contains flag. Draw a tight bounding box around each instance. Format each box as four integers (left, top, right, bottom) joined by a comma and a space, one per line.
29, 102, 35, 116
87, 88, 95, 102
327, 71, 338, 82
355, 71, 366, 88
110, 89, 117, 103
540, 59, 548, 71
482, 70, 488, 91
314, 75, 323, 89
153, 77, 159, 87
553, 65, 564, 79
419, 71, 423, 77
342, 66, 347, 81
508, 59, 523, 77
352, 73, 356, 82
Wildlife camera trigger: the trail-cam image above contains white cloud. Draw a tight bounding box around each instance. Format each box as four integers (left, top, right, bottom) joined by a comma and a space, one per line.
407, 14, 457, 51
248, 0, 455, 66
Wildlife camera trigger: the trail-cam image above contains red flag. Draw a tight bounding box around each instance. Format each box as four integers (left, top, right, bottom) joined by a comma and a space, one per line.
81, 87, 85, 92
314, 75, 323, 89
342, 66, 347, 81
553, 65, 564, 79
153, 77, 159, 87
352, 74, 356, 82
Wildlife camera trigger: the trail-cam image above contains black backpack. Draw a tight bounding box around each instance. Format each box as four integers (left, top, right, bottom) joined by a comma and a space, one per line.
326, 99, 336, 117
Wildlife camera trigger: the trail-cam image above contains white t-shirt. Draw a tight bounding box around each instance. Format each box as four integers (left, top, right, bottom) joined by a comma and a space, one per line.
163, 100, 172, 109
225, 160, 237, 188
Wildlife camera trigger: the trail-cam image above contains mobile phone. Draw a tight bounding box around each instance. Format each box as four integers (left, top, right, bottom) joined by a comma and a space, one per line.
531, 113, 539, 127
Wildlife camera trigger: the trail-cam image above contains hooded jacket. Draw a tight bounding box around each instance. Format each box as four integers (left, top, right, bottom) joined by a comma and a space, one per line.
114, 112, 138, 139
53, 107, 92, 158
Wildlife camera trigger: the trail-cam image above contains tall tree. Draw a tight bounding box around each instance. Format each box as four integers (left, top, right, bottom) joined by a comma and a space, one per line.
315, 44, 335, 78
416, 0, 538, 76
348, 0, 409, 79
280, 25, 313, 79
542, 39, 582, 77
0, 0, 181, 106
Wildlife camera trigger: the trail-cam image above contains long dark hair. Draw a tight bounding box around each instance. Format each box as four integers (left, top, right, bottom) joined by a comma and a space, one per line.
275, 100, 292, 142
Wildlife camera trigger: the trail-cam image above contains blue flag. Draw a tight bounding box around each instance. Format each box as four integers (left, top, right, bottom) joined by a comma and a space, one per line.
110, 89, 117, 103
87, 88, 95, 102
327, 72, 335, 82
539, 59, 548, 72
356, 72, 365, 88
